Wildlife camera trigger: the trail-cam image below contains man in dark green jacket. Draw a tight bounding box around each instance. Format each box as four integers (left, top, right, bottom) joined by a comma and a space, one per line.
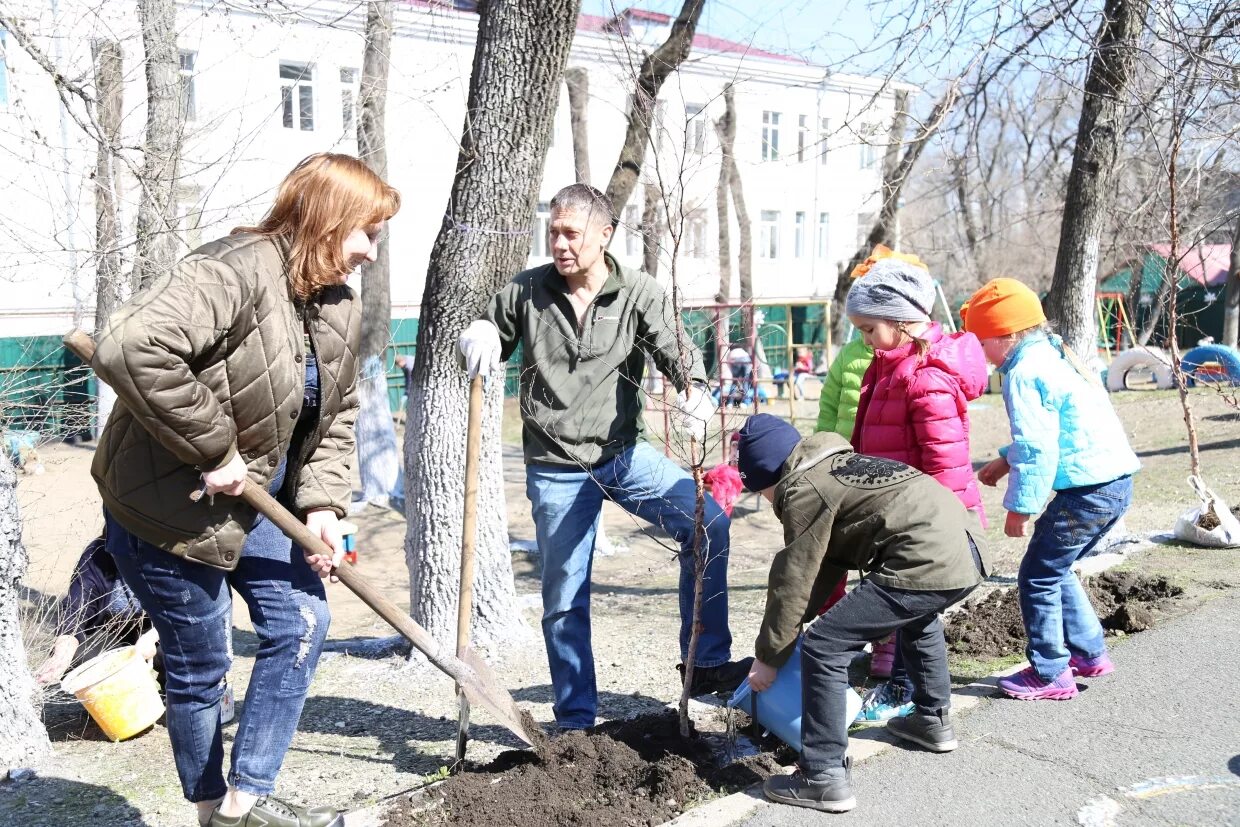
457, 183, 749, 730
737, 414, 989, 813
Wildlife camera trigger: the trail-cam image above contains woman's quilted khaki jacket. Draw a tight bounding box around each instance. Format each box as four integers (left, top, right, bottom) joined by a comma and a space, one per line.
91, 233, 360, 570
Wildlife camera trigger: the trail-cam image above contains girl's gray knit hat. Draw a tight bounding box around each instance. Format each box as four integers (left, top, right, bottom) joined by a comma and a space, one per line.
845, 259, 935, 322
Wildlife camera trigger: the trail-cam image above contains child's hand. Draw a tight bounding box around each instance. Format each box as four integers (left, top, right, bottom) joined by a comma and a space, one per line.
748, 659, 777, 692
978, 457, 1010, 487
1004, 512, 1030, 537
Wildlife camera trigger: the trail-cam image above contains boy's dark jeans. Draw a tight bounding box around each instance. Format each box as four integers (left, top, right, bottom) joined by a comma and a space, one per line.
800, 572, 978, 777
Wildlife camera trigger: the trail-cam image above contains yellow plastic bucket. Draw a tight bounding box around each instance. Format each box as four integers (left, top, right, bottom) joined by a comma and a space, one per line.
61, 646, 164, 742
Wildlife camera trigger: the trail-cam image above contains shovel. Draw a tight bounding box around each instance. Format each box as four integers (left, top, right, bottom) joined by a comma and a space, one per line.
63, 329, 537, 747
455, 373, 484, 763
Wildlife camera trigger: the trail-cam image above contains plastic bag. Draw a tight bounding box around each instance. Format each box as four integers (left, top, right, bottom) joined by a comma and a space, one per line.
1172, 476, 1240, 548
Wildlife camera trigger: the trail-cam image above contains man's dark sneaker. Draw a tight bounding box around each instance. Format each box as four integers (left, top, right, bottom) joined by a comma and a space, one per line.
762, 760, 856, 813
886, 708, 958, 752
678, 657, 754, 696
208, 797, 343, 827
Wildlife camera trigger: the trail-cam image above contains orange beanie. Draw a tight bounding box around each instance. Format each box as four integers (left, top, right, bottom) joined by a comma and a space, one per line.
960, 278, 1046, 339
850, 244, 927, 279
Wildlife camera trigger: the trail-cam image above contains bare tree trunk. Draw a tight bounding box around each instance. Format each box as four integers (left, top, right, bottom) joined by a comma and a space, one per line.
715, 85, 752, 302
1163, 132, 1202, 477
641, 184, 661, 277
132, 0, 183, 292
603, 0, 704, 214
565, 66, 591, 185
356, 1, 401, 503
952, 155, 982, 278
0, 450, 50, 767
714, 138, 731, 303
1044, 0, 1148, 357
405, 0, 579, 649
1223, 216, 1240, 349
92, 39, 123, 332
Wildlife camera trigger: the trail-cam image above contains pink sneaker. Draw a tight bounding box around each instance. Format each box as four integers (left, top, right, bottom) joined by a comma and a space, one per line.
998, 666, 1078, 700
1069, 652, 1114, 678
869, 637, 896, 679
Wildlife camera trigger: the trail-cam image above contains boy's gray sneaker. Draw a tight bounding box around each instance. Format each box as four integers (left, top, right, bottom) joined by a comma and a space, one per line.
886, 708, 958, 752
762, 760, 856, 813
208, 797, 343, 827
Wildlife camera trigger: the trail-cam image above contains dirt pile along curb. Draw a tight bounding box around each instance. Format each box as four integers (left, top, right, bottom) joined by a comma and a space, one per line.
383, 710, 782, 827
944, 571, 1185, 659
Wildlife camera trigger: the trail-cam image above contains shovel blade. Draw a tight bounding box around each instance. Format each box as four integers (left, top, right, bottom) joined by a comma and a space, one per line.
454, 691, 471, 763
458, 646, 539, 747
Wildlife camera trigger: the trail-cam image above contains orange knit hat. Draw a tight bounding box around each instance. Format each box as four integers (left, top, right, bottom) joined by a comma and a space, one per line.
850, 244, 927, 279
960, 278, 1047, 339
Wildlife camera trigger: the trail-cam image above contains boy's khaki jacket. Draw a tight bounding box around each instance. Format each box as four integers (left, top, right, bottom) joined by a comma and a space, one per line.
92, 234, 359, 571
756, 432, 991, 667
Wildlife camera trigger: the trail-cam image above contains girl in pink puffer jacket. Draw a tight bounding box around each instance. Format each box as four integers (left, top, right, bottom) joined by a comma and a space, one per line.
843, 258, 988, 722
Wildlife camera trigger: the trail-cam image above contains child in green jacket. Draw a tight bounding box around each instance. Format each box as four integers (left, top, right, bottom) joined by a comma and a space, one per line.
815, 337, 872, 440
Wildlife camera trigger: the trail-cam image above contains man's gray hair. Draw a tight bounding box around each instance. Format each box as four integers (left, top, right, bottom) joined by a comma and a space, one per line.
549, 183, 618, 229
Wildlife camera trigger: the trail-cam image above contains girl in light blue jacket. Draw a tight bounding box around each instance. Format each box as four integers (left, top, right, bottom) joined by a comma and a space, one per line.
961, 278, 1140, 702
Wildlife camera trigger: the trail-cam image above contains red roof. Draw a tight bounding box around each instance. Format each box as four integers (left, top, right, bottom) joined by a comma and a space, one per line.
1149, 244, 1232, 287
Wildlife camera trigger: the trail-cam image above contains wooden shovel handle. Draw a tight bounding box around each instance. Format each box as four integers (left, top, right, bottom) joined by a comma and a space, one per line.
457, 374, 484, 659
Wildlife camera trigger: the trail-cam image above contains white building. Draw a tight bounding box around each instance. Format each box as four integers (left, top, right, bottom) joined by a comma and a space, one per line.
0, 0, 900, 340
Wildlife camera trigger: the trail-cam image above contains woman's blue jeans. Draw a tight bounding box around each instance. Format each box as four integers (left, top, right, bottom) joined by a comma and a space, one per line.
526, 442, 733, 729
1019, 476, 1133, 681
104, 503, 330, 802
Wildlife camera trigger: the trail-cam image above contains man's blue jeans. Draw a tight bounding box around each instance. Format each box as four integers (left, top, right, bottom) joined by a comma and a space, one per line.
526, 442, 733, 729
1019, 475, 1133, 681
104, 500, 330, 802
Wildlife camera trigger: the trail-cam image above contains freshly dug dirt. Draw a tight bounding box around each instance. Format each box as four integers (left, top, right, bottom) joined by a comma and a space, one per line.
944, 572, 1185, 658
383, 711, 782, 827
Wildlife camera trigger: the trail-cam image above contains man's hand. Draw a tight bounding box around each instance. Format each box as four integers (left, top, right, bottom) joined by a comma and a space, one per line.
304, 509, 344, 579
1005, 511, 1031, 538
35, 636, 79, 686
747, 659, 778, 693
978, 456, 1010, 487
677, 385, 716, 444
202, 452, 248, 497
458, 320, 502, 378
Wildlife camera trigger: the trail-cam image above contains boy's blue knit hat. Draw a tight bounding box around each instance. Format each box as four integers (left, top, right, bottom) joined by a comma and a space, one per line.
737, 414, 802, 492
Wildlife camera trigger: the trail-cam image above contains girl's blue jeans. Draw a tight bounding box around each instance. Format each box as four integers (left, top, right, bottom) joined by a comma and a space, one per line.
526, 442, 733, 729
1019, 475, 1133, 681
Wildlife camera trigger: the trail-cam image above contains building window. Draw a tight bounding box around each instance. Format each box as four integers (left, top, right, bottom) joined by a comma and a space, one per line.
794, 212, 807, 258
797, 115, 809, 163
686, 104, 706, 154
624, 205, 641, 257
759, 210, 781, 259
856, 211, 875, 250
178, 50, 196, 121
859, 125, 879, 169
819, 117, 830, 166
761, 111, 780, 161
817, 212, 830, 259
531, 201, 551, 258
685, 210, 707, 258
340, 67, 357, 133
279, 61, 314, 131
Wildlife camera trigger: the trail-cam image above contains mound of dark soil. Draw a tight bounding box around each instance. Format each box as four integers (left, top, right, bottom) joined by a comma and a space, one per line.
384, 711, 782, 827
944, 572, 1185, 658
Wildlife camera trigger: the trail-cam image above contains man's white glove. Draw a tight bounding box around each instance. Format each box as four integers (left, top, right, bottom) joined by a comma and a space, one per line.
677, 385, 716, 444
458, 320, 502, 378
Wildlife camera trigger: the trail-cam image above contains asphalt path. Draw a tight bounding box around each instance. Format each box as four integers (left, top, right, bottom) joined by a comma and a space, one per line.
738, 593, 1240, 827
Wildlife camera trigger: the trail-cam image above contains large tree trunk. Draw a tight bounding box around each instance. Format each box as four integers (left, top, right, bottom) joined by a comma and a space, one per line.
565, 66, 591, 185
131, 0, 183, 292
714, 132, 731, 303
640, 184, 661, 277
92, 38, 124, 440
356, 1, 401, 503
1044, 0, 1148, 358
405, 0, 580, 649
715, 85, 752, 302
603, 0, 704, 215
0, 451, 50, 767
1223, 216, 1240, 350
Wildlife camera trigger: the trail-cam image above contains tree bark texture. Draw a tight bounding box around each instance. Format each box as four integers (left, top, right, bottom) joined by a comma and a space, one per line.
603, 0, 704, 215
1223, 216, 1240, 349
92, 39, 123, 332
405, 0, 580, 649
356, 1, 401, 502
641, 184, 661, 277
0, 451, 51, 767
132, 0, 183, 292
565, 66, 591, 185
1044, 0, 1149, 358
714, 134, 731, 303
715, 85, 752, 303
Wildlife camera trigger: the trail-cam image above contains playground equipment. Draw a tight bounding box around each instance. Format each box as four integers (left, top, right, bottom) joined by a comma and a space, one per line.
1180, 344, 1240, 387
1105, 348, 1176, 392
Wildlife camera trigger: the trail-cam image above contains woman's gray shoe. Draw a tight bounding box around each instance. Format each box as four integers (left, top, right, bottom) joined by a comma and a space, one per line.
208, 797, 343, 827
886, 709, 958, 752
762, 762, 856, 813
